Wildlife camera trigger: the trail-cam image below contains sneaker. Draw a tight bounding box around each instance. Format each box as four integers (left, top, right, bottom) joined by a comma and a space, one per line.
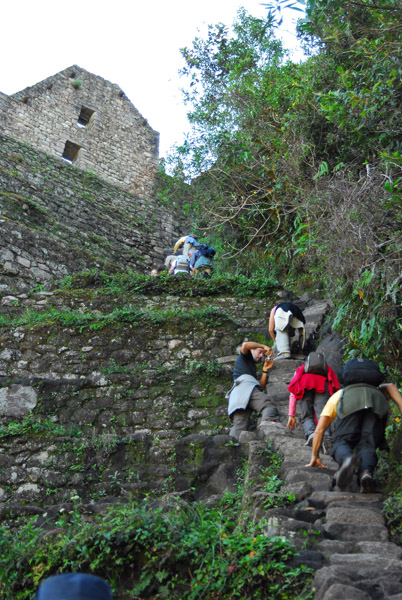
360, 470, 375, 494
274, 353, 291, 361
304, 433, 315, 447
321, 437, 333, 455
335, 455, 361, 490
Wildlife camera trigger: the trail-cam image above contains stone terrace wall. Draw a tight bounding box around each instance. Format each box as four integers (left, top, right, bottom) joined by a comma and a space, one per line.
0, 65, 159, 198
0, 290, 329, 509
0, 133, 188, 296
0, 292, 272, 507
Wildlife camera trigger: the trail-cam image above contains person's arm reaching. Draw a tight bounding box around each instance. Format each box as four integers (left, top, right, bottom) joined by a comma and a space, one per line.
380, 383, 402, 413
268, 307, 276, 342
240, 341, 272, 356
259, 356, 274, 391
173, 236, 186, 254
286, 393, 297, 430
305, 415, 332, 468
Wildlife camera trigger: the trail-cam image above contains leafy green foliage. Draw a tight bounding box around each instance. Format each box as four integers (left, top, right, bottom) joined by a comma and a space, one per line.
0, 414, 78, 440
331, 266, 401, 377
0, 499, 313, 600
383, 491, 402, 544
299, 0, 402, 156
0, 303, 235, 333
52, 268, 278, 298
173, 9, 309, 258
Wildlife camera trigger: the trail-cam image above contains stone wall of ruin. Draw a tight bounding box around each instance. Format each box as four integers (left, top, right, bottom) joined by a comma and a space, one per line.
0, 132, 187, 296
0, 65, 159, 198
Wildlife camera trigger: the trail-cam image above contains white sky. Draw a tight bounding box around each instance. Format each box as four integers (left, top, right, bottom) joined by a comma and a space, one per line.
1, 0, 303, 158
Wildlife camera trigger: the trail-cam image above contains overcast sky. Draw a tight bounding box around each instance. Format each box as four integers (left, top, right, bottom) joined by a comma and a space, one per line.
1, 0, 304, 158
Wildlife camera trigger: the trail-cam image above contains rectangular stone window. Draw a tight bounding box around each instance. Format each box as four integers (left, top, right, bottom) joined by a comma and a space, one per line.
77, 106, 95, 127
62, 140, 81, 163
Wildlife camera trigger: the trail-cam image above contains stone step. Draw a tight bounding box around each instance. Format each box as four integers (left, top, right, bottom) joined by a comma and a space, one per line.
285, 467, 334, 491
323, 521, 389, 542
329, 553, 402, 570
313, 564, 401, 600
356, 541, 402, 558
325, 505, 385, 526
263, 514, 324, 538
313, 565, 402, 600
308, 491, 384, 509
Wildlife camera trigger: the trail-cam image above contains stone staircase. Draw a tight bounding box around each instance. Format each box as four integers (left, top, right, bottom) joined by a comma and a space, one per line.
236, 306, 402, 599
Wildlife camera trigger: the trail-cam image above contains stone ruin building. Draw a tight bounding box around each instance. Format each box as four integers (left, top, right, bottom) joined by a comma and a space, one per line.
0, 66, 188, 292
0, 65, 159, 198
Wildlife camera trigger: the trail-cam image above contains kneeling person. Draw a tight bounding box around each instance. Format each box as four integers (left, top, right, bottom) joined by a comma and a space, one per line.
228, 341, 279, 440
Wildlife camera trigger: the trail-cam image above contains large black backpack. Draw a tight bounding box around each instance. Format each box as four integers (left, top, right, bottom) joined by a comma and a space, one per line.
342, 357, 385, 387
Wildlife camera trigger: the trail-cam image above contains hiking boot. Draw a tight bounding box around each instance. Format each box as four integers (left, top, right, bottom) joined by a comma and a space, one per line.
304, 433, 315, 447
335, 455, 361, 490
321, 437, 333, 455
360, 470, 375, 494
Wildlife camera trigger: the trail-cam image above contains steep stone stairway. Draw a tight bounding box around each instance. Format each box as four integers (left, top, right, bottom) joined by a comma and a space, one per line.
237, 304, 402, 600
1, 285, 402, 598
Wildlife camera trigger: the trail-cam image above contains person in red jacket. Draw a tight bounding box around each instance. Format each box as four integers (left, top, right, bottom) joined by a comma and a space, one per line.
286, 352, 340, 452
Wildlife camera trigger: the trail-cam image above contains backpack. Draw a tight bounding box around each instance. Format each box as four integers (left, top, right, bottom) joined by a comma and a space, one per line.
194, 255, 213, 271
197, 244, 209, 256
304, 352, 327, 377
342, 357, 385, 387
174, 255, 189, 274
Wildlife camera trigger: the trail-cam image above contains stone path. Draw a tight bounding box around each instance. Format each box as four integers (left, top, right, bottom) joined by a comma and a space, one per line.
237, 303, 402, 600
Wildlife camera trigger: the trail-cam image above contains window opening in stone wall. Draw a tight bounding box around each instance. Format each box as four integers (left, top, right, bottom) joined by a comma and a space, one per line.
77, 106, 95, 127
62, 140, 81, 163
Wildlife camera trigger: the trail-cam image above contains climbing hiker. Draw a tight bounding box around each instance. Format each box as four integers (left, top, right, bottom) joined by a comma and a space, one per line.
268, 301, 306, 360
169, 249, 193, 276
286, 351, 340, 453
164, 254, 177, 271
190, 245, 216, 277
227, 341, 280, 440
305, 358, 402, 493
35, 573, 113, 600
173, 234, 200, 258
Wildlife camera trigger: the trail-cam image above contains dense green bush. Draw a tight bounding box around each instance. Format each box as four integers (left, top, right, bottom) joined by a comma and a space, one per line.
0, 498, 313, 600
